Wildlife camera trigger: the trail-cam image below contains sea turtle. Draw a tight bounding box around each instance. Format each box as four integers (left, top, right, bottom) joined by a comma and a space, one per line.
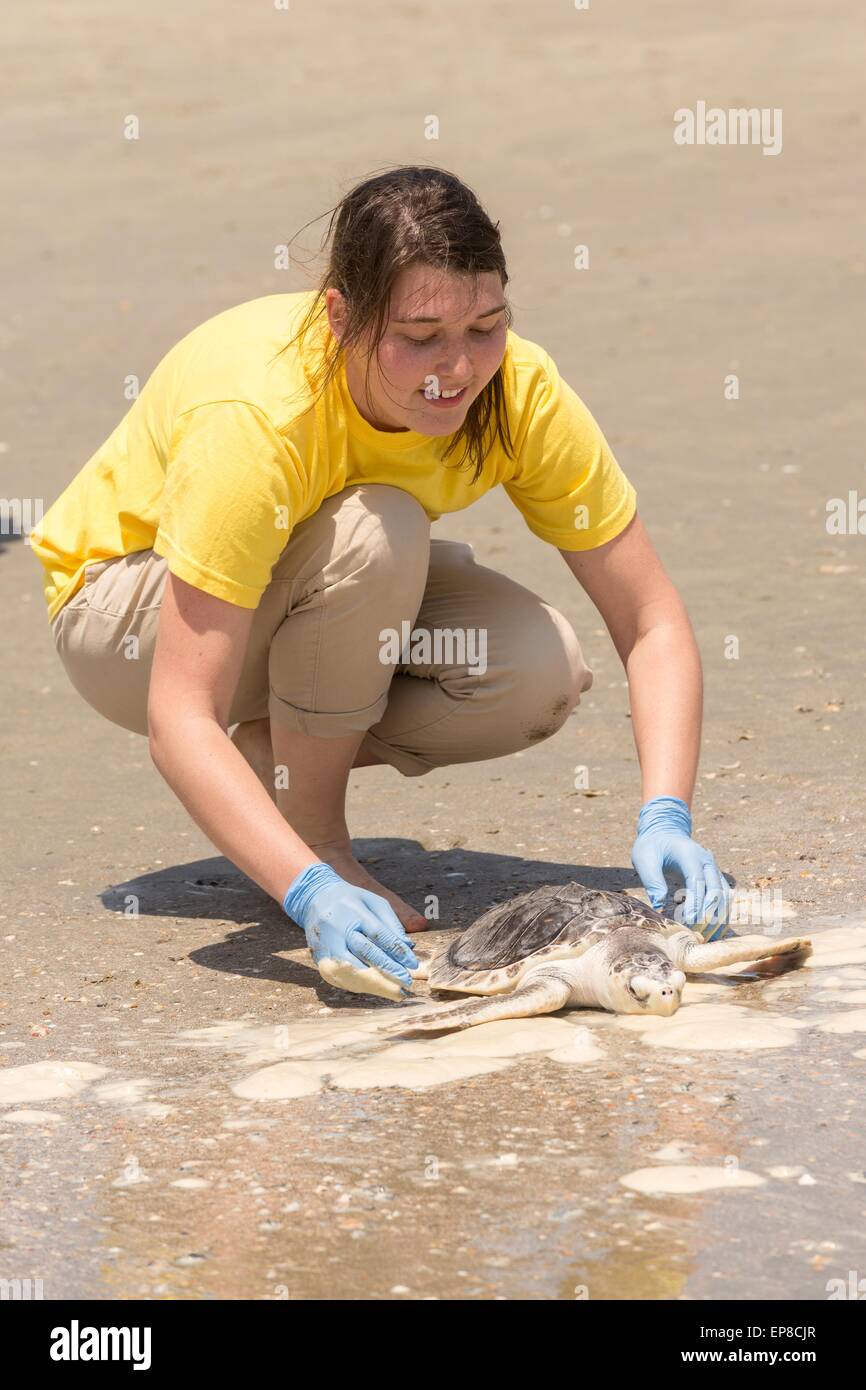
389, 881, 812, 1033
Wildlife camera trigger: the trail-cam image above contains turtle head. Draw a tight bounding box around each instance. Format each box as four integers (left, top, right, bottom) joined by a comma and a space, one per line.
603, 941, 686, 1016
619, 967, 685, 1016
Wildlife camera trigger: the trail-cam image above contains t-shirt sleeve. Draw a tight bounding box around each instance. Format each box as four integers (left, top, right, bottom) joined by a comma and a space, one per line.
503, 349, 637, 550
153, 400, 305, 609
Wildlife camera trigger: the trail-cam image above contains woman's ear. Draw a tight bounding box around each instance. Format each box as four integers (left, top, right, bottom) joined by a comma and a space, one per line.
325, 287, 347, 343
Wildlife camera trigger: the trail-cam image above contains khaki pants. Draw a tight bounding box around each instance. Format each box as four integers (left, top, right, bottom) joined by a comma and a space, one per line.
50, 484, 593, 777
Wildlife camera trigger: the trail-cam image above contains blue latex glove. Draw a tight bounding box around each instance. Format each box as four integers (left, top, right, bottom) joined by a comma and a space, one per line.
631, 795, 731, 939
282, 861, 419, 1000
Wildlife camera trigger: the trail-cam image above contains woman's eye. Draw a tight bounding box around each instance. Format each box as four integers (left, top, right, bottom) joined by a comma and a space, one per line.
402, 325, 499, 347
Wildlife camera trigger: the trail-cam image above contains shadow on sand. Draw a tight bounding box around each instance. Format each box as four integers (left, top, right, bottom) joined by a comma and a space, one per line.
99, 836, 665, 999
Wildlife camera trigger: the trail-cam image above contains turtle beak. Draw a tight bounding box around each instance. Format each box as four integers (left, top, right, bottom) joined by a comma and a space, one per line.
627, 972, 685, 1016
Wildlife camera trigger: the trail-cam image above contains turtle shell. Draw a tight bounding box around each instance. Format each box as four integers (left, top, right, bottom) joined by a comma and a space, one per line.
427, 881, 667, 994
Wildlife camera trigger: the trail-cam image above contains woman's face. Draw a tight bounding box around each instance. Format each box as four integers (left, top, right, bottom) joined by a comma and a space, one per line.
326, 265, 508, 436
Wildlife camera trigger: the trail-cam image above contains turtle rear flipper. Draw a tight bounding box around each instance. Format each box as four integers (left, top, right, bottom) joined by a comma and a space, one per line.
408, 947, 434, 982
667, 931, 812, 972
388, 966, 574, 1036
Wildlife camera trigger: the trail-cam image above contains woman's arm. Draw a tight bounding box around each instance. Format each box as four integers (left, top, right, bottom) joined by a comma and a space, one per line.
558, 511, 702, 803
147, 572, 320, 904
560, 512, 729, 929
147, 572, 419, 989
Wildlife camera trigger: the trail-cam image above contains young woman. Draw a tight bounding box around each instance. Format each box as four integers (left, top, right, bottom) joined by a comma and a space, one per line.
33, 165, 730, 1002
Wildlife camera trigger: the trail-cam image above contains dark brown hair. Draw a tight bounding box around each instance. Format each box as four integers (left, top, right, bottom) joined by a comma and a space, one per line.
273, 165, 515, 483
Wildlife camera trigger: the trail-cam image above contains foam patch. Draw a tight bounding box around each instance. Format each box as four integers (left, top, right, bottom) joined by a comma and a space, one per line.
620, 1165, 766, 1194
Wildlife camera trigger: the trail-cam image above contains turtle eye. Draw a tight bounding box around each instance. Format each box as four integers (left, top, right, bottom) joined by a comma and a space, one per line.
627, 979, 650, 1002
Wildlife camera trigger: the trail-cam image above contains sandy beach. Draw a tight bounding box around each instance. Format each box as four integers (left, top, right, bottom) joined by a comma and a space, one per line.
2, 0, 865, 1300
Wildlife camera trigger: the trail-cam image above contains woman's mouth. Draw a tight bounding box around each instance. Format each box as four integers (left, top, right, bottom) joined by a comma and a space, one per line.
419, 385, 469, 409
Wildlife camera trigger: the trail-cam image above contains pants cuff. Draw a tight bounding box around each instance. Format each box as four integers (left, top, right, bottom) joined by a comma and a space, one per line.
267, 689, 390, 737
356, 728, 434, 778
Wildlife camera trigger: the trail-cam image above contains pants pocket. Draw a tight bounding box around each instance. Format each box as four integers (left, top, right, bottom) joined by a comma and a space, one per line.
81, 550, 168, 618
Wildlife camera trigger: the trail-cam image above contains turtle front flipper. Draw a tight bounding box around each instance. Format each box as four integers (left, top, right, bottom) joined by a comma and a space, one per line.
665, 931, 812, 972
387, 966, 574, 1036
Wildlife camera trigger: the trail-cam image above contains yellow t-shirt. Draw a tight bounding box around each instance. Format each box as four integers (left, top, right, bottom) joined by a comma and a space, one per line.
32, 291, 637, 623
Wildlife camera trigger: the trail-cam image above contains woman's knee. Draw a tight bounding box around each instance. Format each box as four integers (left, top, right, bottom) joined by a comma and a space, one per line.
541, 605, 594, 709
326, 487, 433, 652
284, 483, 431, 600
476, 602, 593, 747
349, 485, 431, 593
266, 487, 434, 728
294, 484, 432, 630
511, 613, 591, 747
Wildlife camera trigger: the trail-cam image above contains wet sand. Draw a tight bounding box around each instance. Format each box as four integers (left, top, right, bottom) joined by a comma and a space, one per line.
2, 0, 865, 1299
